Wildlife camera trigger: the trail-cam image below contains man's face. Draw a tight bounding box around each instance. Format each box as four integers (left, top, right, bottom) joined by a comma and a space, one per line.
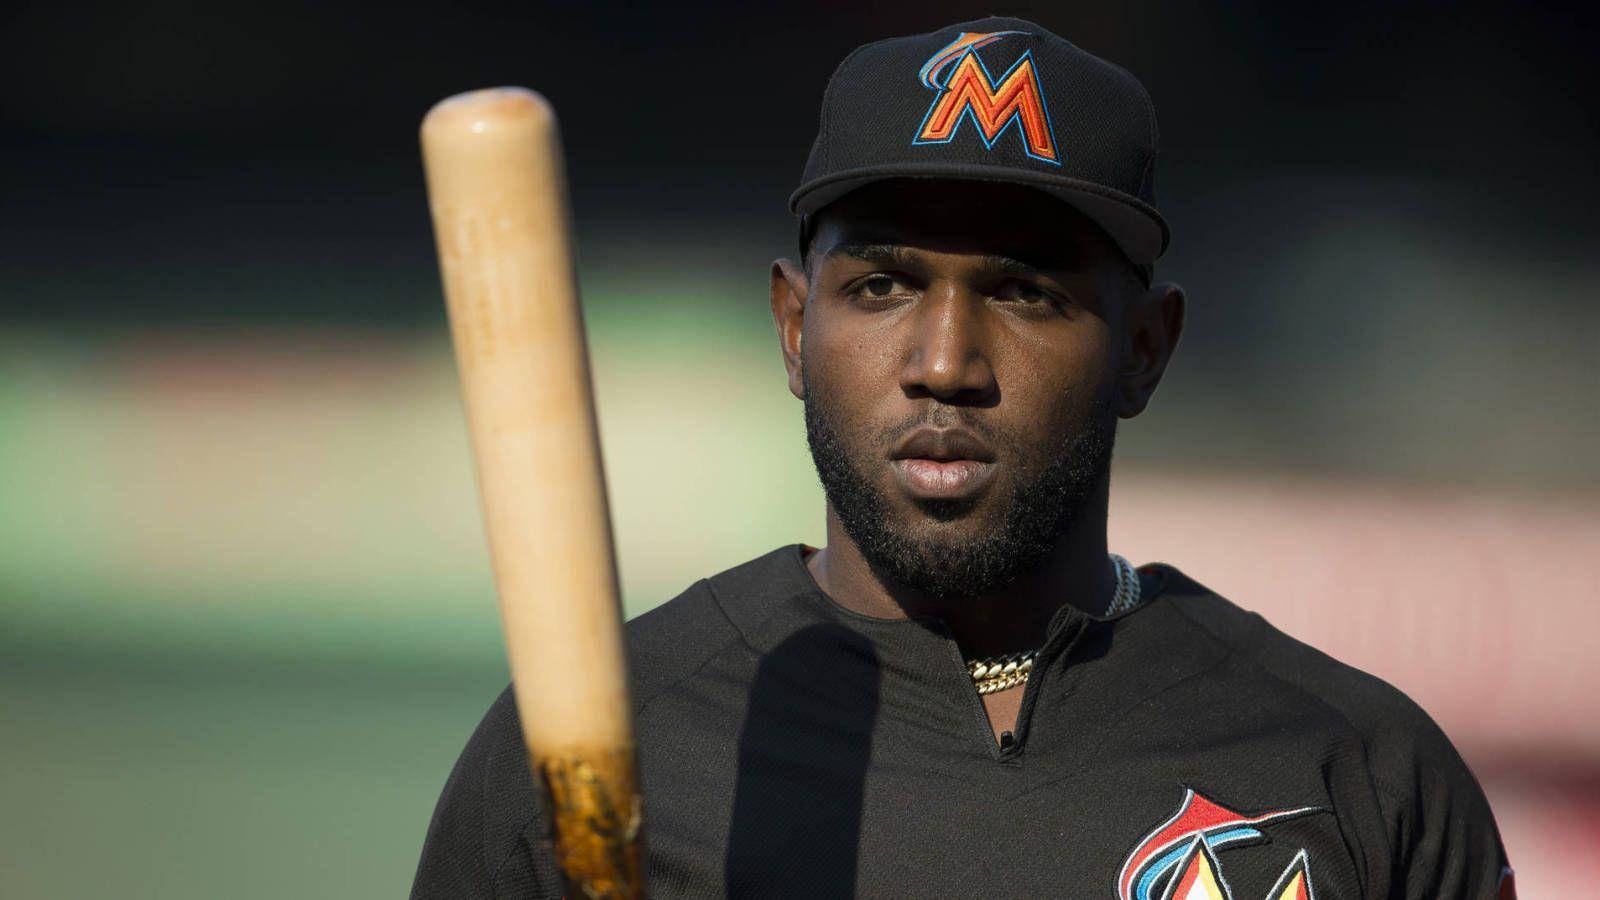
792, 180, 1138, 603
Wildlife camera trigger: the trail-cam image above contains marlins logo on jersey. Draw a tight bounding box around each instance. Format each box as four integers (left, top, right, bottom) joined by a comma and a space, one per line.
1117, 788, 1322, 900
912, 31, 1061, 165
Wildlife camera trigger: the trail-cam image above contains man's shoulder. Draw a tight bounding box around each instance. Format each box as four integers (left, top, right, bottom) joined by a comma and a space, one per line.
447, 545, 805, 776
624, 544, 811, 708
410, 545, 812, 895
1144, 564, 1474, 779
1142, 565, 1509, 892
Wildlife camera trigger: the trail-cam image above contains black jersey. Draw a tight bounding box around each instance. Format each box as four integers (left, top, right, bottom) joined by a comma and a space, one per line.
412, 544, 1511, 899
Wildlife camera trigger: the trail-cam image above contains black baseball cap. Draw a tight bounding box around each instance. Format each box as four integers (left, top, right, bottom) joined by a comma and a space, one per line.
790, 17, 1168, 272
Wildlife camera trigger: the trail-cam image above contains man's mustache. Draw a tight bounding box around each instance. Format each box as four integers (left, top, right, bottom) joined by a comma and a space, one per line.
882, 408, 1002, 448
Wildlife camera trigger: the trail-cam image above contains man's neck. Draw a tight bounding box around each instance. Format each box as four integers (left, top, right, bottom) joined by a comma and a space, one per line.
802, 501, 1114, 659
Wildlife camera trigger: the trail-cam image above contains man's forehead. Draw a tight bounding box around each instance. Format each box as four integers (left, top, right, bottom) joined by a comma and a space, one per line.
810, 181, 1112, 272
819, 204, 1107, 275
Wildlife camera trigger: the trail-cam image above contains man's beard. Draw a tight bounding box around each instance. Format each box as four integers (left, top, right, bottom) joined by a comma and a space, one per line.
803, 372, 1116, 604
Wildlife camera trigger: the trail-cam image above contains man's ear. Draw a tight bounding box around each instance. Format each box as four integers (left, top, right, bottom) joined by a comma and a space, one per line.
770, 258, 809, 401
1116, 281, 1186, 418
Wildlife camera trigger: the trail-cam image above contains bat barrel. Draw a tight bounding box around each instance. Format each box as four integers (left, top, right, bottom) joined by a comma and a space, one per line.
421, 87, 642, 898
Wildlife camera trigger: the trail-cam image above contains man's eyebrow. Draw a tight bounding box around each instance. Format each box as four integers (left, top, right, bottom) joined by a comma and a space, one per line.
822, 242, 1087, 275
975, 254, 1044, 278
823, 242, 919, 266
980, 246, 1091, 275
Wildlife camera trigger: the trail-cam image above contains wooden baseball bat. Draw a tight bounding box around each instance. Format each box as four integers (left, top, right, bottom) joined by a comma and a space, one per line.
420, 87, 643, 899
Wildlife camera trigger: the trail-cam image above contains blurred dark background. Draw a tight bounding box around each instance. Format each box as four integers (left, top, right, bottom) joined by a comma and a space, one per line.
7, 0, 1596, 316
3, 1, 1595, 896
8, 0, 1596, 481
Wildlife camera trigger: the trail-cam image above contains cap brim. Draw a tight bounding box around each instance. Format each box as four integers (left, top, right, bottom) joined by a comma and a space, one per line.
789, 162, 1169, 266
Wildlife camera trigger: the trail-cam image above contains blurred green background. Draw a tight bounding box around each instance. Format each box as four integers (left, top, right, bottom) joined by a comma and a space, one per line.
4, 0, 1596, 896
1, 289, 825, 897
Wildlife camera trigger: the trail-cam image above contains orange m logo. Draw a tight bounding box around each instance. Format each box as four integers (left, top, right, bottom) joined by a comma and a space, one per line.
913, 32, 1060, 165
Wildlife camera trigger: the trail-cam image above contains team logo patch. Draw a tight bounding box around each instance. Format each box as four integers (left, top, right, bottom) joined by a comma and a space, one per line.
1162, 837, 1233, 900
1118, 788, 1321, 900
1262, 849, 1316, 900
913, 31, 1061, 165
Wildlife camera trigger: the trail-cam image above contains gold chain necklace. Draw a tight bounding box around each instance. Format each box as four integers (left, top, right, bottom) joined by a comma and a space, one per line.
969, 652, 1035, 694
967, 553, 1140, 695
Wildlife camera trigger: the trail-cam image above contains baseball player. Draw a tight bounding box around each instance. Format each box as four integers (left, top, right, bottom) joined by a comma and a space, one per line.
413, 17, 1511, 899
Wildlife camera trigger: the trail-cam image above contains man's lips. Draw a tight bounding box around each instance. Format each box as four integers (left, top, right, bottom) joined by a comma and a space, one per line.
889, 427, 996, 464
887, 427, 999, 500
890, 458, 995, 499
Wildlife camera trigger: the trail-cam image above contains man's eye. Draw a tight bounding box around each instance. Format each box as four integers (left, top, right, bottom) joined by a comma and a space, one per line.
849, 274, 912, 301
862, 275, 900, 297
997, 280, 1050, 303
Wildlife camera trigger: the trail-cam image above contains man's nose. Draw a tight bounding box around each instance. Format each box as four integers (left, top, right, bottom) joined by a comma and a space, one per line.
898, 284, 997, 403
